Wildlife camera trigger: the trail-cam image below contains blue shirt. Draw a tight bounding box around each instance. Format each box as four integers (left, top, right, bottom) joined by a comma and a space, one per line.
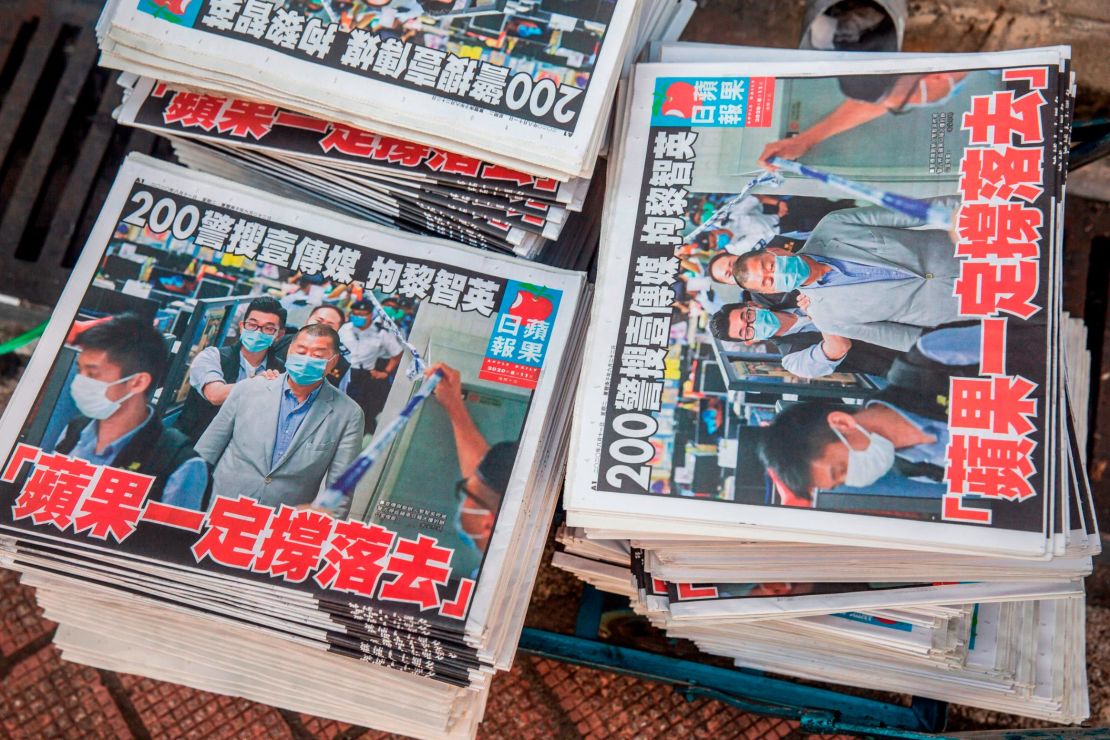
781, 342, 842, 379
70, 408, 208, 511
271, 378, 323, 469
810, 256, 913, 287
916, 324, 981, 367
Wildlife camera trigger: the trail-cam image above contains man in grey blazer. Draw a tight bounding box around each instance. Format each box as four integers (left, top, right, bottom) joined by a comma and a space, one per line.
195, 324, 365, 513
731, 196, 962, 352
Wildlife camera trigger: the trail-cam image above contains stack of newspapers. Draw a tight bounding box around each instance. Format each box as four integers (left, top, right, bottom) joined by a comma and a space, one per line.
561, 43, 1097, 722
97, 0, 694, 262
0, 153, 589, 738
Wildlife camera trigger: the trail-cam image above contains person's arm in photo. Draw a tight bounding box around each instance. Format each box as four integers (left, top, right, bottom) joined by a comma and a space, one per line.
781, 334, 852, 379
844, 321, 922, 353
372, 351, 402, 380
188, 346, 233, 405
194, 380, 242, 465
428, 363, 489, 479
759, 98, 890, 167
820, 194, 963, 231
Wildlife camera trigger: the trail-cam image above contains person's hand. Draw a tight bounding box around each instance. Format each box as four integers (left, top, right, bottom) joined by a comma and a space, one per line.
426, 362, 464, 412
796, 294, 811, 313
777, 200, 790, 218
260, 369, 280, 380
370, 369, 388, 380
758, 136, 812, 169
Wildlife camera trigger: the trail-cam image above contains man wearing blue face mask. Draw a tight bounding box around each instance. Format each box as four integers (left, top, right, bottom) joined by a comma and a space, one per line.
175, 296, 287, 445
55, 313, 208, 510
273, 303, 352, 393
731, 195, 963, 352
708, 302, 815, 345
708, 302, 900, 379
338, 298, 404, 434
194, 324, 365, 512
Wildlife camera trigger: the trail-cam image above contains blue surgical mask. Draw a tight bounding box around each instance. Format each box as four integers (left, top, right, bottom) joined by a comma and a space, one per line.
350, 315, 369, 329
240, 329, 275, 353
772, 255, 810, 292
751, 309, 782, 340
285, 353, 330, 385
715, 232, 731, 249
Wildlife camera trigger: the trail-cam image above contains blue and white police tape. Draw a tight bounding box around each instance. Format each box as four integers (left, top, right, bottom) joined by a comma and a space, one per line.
766, 156, 955, 230
363, 289, 426, 379
312, 369, 444, 512
684, 169, 785, 242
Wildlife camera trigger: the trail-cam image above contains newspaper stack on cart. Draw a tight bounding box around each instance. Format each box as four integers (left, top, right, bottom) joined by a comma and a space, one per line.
97, 0, 694, 262
561, 43, 1097, 723
0, 153, 589, 739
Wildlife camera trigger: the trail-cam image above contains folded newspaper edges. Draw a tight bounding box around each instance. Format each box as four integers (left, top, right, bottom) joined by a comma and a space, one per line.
552, 546, 1089, 723
0, 153, 586, 688
96, 0, 643, 180
565, 46, 1075, 559
112, 78, 583, 259
114, 77, 588, 211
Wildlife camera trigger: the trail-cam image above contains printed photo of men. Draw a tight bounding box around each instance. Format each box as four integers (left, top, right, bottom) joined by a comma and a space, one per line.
55, 313, 208, 510
425, 362, 519, 577
708, 302, 900, 378
756, 323, 984, 506
727, 195, 963, 352
195, 324, 364, 510
274, 303, 352, 392
175, 297, 287, 445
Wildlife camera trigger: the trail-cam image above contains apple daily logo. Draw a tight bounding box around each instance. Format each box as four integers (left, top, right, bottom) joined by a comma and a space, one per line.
650, 77, 776, 128
478, 281, 561, 391
137, 0, 203, 26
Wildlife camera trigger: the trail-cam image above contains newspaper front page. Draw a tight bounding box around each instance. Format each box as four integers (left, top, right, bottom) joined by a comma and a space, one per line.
98, 0, 641, 178
568, 48, 1070, 557
0, 154, 584, 680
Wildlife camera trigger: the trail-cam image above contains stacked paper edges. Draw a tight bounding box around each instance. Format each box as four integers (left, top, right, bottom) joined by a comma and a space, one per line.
561, 43, 1094, 723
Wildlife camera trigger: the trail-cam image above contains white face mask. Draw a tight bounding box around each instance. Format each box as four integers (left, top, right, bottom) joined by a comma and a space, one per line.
832, 422, 895, 488
70, 373, 139, 420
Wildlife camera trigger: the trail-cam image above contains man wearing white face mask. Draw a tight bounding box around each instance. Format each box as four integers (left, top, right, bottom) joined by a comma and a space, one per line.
54, 313, 208, 510
757, 399, 943, 504
195, 324, 364, 513
757, 323, 985, 504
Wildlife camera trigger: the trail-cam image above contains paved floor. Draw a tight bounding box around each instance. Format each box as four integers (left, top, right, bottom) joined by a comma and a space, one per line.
0, 566, 832, 739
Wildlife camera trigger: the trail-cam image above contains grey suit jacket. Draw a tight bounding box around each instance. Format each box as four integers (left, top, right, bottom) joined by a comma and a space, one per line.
799, 195, 962, 352
195, 373, 365, 510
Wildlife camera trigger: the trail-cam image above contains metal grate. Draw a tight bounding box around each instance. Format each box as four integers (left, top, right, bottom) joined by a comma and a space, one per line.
0, 0, 172, 308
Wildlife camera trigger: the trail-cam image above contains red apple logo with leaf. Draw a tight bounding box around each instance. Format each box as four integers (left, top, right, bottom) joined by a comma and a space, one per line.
152, 0, 190, 13
661, 81, 697, 119
508, 287, 553, 324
